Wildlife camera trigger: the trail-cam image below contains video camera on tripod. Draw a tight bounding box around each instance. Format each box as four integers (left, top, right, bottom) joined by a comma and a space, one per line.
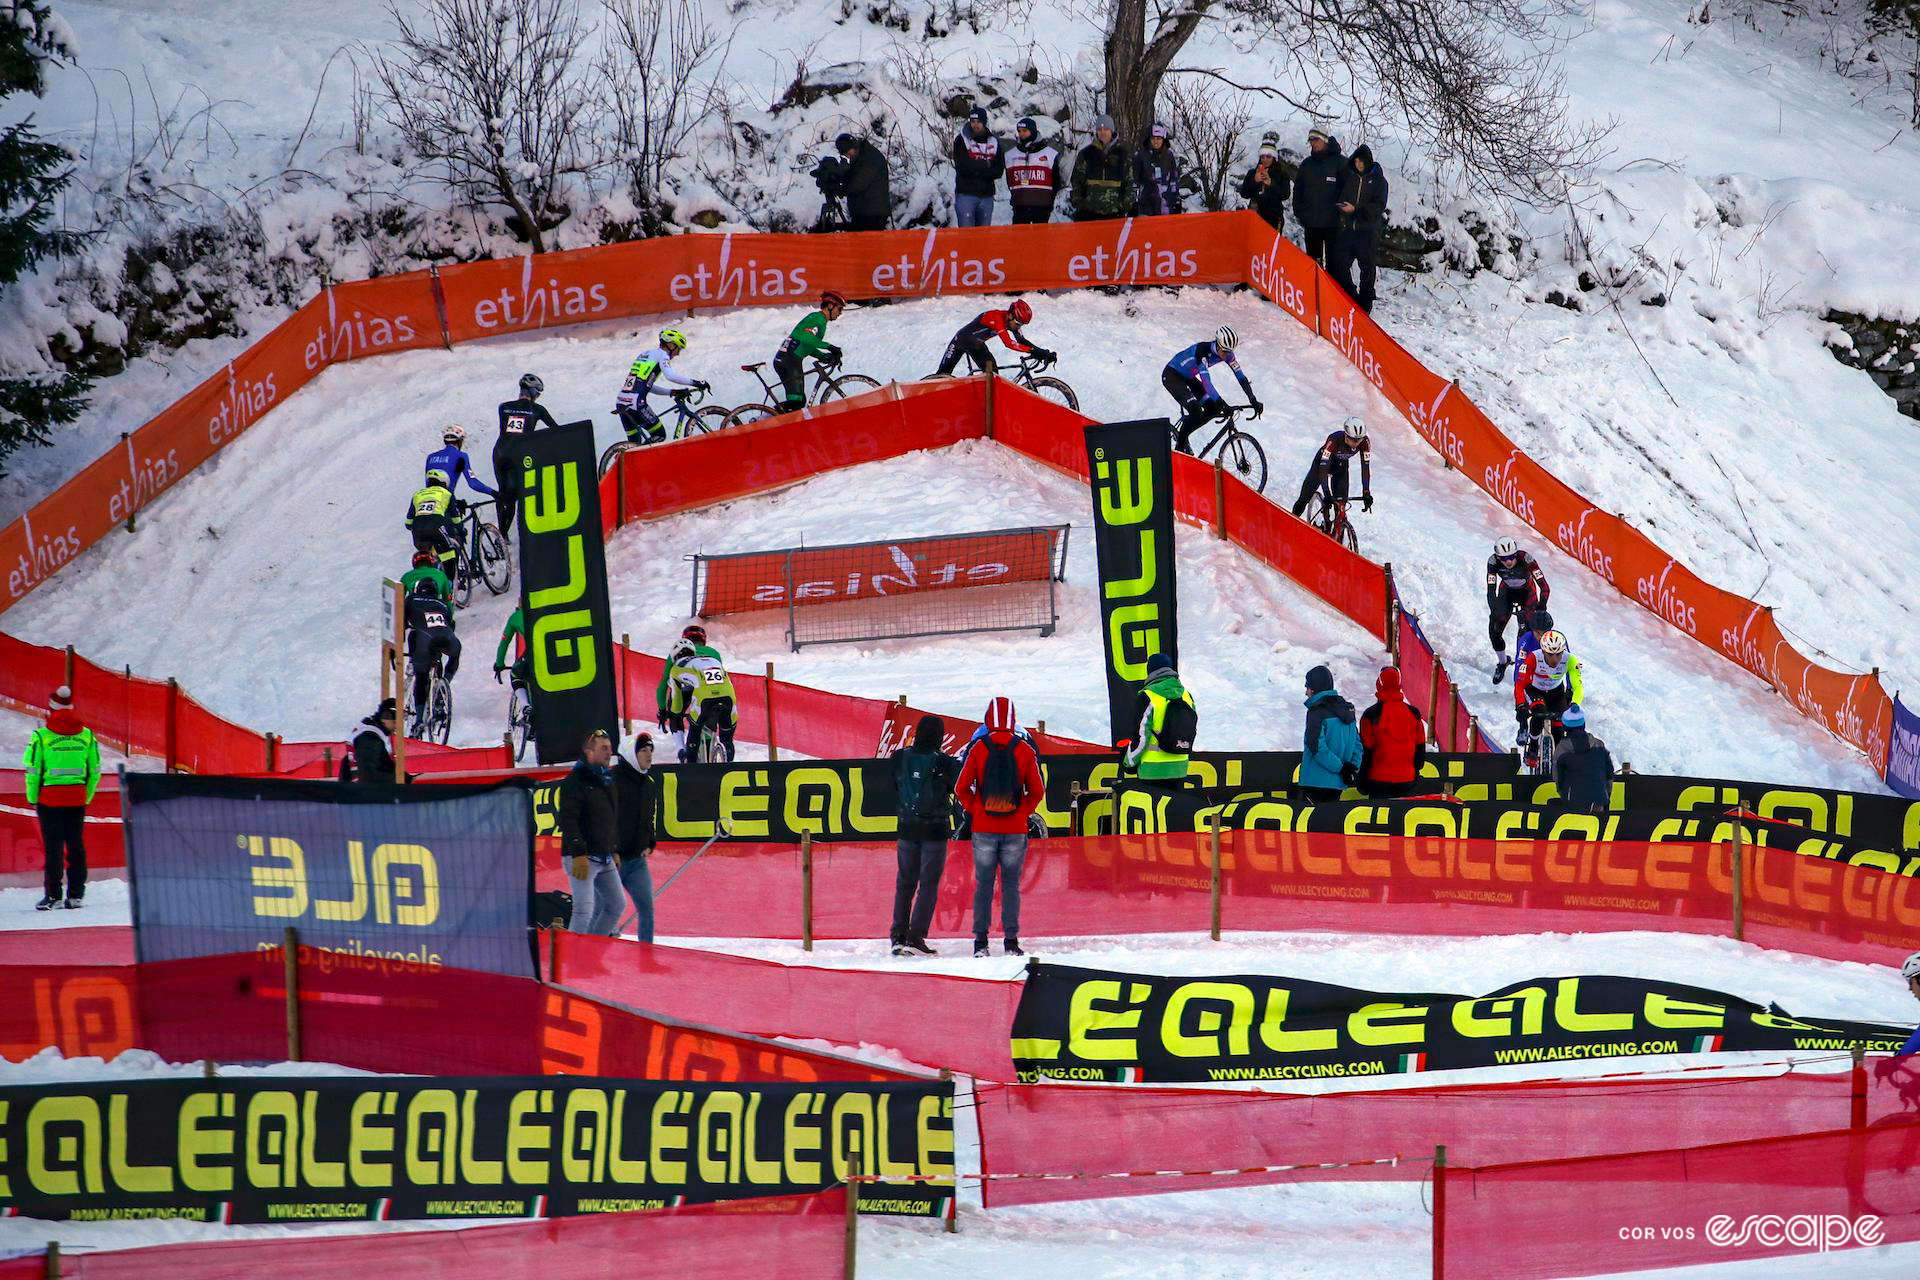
809, 152, 851, 233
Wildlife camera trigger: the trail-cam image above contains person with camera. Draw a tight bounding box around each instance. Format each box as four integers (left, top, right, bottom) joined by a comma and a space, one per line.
819, 133, 890, 232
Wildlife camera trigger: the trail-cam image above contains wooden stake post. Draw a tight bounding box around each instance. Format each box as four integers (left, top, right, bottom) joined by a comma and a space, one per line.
1432, 1144, 1447, 1280
283, 926, 302, 1062
621, 633, 632, 735
1209, 816, 1223, 942
1730, 795, 1745, 942
801, 834, 815, 952
842, 1131, 861, 1279
380, 578, 407, 782
765, 662, 780, 761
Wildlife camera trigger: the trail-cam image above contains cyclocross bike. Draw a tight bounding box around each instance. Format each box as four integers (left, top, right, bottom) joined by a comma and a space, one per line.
450, 499, 511, 609
1523, 706, 1560, 780
725, 356, 883, 427
597, 388, 736, 479
408, 656, 454, 745
1181, 402, 1269, 494
923, 352, 1080, 411
684, 701, 733, 764
1305, 486, 1361, 554
501, 669, 533, 762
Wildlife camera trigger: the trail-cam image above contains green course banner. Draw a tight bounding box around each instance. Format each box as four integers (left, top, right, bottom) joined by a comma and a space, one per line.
1009, 963, 1906, 1083
0, 1077, 954, 1223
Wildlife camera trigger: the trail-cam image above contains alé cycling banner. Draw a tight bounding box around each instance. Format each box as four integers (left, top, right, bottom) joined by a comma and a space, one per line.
517, 419, 619, 764
1009, 963, 1909, 1084
1085, 420, 1179, 744
124, 774, 535, 977
1110, 783, 1920, 877
0, 1076, 954, 1223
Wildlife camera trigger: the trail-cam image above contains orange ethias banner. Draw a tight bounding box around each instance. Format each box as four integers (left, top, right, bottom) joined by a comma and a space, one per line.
692, 525, 1069, 617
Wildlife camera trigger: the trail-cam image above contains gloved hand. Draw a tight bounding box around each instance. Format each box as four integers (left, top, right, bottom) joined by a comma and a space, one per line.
824, 346, 843, 366
1248, 397, 1264, 420
1362, 492, 1375, 513
1035, 348, 1056, 365
657, 710, 674, 733
694, 380, 712, 394
493, 666, 504, 684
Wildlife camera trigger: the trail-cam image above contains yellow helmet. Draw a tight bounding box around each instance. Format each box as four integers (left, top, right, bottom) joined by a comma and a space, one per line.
659, 328, 688, 350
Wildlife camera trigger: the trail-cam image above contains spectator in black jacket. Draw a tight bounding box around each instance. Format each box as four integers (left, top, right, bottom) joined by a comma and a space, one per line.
557, 729, 621, 936
835, 133, 891, 231
1291, 128, 1344, 269
612, 732, 661, 942
1238, 133, 1289, 230
1071, 115, 1133, 221
953, 108, 1004, 227
1331, 144, 1389, 313
890, 715, 957, 955
1551, 706, 1615, 814
1134, 122, 1183, 216
340, 699, 397, 784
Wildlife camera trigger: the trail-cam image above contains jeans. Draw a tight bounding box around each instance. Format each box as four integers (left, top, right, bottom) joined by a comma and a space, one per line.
954, 193, 995, 227
619, 854, 655, 943
892, 838, 948, 942
568, 855, 622, 935
971, 832, 1028, 939
38, 805, 86, 900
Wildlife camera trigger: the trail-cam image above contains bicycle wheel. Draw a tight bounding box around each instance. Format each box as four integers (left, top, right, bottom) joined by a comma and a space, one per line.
479, 522, 510, 594
598, 441, 637, 481
726, 403, 779, 428
820, 373, 881, 401
687, 406, 732, 436
1336, 516, 1359, 555
1024, 375, 1080, 411
1219, 429, 1269, 493
452, 542, 475, 609
510, 687, 532, 762
429, 676, 453, 745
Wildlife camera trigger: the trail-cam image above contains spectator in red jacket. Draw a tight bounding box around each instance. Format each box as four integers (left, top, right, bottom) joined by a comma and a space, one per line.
955, 695, 1045, 958
1358, 667, 1427, 798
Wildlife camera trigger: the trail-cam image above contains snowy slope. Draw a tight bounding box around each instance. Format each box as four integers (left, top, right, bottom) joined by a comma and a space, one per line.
0, 287, 1885, 785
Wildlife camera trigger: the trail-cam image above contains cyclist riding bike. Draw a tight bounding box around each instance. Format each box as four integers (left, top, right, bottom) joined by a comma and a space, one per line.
616, 328, 710, 444
425, 424, 498, 502
404, 573, 461, 712
407, 468, 463, 580
1515, 606, 1555, 667
1290, 416, 1373, 519
401, 550, 451, 601
775, 291, 847, 411
494, 606, 528, 693
655, 624, 720, 739
1514, 628, 1583, 767
1487, 536, 1551, 659
1163, 326, 1263, 453
664, 636, 739, 763
495, 374, 559, 537
935, 297, 1056, 376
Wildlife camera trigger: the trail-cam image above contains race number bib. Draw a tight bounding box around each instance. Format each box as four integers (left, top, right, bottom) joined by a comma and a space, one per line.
702, 668, 726, 685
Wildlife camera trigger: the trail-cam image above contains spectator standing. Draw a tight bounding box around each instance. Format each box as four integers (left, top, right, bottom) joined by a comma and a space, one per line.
612, 732, 661, 943
1291, 128, 1344, 269
1133, 122, 1183, 217
956, 697, 1044, 957
1071, 115, 1133, 222
1005, 118, 1062, 224
25, 686, 99, 911
1238, 132, 1289, 230
835, 133, 892, 231
340, 698, 398, 785
1298, 666, 1363, 803
952, 107, 1004, 228
1120, 653, 1196, 785
1358, 667, 1427, 798
557, 728, 622, 936
889, 714, 957, 956
1551, 706, 1615, 814
1331, 144, 1389, 313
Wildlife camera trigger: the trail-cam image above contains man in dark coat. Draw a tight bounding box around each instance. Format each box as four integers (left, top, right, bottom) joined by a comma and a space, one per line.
1237, 132, 1289, 229
1290, 128, 1345, 269
341, 699, 398, 785
1071, 115, 1133, 221
557, 729, 621, 935
612, 732, 661, 942
1331, 143, 1389, 312
1551, 705, 1615, 814
952, 107, 1004, 227
1133, 122, 1183, 216
889, 714, 957, 955
835, 133, 891, 231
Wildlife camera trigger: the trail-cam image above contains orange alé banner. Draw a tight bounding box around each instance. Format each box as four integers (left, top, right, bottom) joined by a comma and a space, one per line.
0, 213, 1892, 772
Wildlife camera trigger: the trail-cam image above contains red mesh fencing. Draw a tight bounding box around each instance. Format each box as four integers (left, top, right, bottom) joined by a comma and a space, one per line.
555, 933, 1023, 1080
0, 963, 138, 1063
54, 1188, 849, 1280
975, 1069, 1876, 1209
1442, 1118, 1920, 1278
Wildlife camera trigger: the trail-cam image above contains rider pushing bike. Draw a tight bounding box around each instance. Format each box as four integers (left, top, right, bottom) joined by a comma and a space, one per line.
662, 634, 739, 763
775, 291, 847, 411
1163, 326, 1263, 453
616, 328, 710, 444
1291, 416, 1373, 519
935, 297, 1056, 376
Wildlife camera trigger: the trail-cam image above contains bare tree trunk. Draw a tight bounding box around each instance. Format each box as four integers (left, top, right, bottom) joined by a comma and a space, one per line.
1102, 0, 1215, 144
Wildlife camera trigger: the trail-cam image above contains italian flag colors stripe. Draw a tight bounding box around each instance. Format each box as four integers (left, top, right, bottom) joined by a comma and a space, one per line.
1398, 1052, 1427, 1073
1119, 1066, 1143, 1083
1694, 1034, 1725, 1053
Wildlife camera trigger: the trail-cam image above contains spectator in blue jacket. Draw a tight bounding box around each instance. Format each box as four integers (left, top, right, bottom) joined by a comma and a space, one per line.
1298, 665, 1362, 802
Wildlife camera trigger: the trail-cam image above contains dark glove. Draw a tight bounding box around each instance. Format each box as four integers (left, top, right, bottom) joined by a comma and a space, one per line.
1035, 349, 1056, 365
493, 667, 504, 684
1362, 493, 1374, 512
1248, 397, 1264, 420
1339, 762, 1360, 787
694, 380, 712, 394
824, 346, 843, 366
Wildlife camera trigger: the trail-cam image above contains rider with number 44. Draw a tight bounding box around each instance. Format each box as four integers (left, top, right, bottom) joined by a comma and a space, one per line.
404, 573, 460, 713
1163, 326, 1263, 453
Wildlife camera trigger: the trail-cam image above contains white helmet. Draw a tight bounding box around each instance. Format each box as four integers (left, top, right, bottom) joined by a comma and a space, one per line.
1539, 629, 1568, 659
1214, 325, 1238, 351
1903, 951, 1920, 981
1342, 416, 1367, 442
441, 423, 467, 446
669, 638, 697, 664
1493, 537, 1519, 559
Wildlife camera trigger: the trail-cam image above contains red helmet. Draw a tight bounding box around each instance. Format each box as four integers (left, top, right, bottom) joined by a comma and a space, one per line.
821, 290, 846, 311
682, 623, 707, 646
1009, 298, 1033, 324
412, 551, 434, 569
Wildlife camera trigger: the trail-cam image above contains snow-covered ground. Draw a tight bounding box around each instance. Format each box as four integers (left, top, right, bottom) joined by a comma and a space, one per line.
1, 287, 1885, 786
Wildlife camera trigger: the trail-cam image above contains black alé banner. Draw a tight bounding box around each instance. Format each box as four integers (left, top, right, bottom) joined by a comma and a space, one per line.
518, 419, 619, 764
0, 1076, 954, 1223
1010, 963, 1908, 1084
125, 774, 535, 977
1085, 419, 1179, 745
1110, 782, 1919, 878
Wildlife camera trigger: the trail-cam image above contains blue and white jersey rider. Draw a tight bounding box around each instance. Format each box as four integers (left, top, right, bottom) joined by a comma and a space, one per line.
1162, 326, 1261, 452
614, 327, 708, 443
424, 424, 497, 500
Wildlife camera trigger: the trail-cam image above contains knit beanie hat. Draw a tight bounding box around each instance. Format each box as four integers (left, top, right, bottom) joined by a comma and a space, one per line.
49, 686, 73, 711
